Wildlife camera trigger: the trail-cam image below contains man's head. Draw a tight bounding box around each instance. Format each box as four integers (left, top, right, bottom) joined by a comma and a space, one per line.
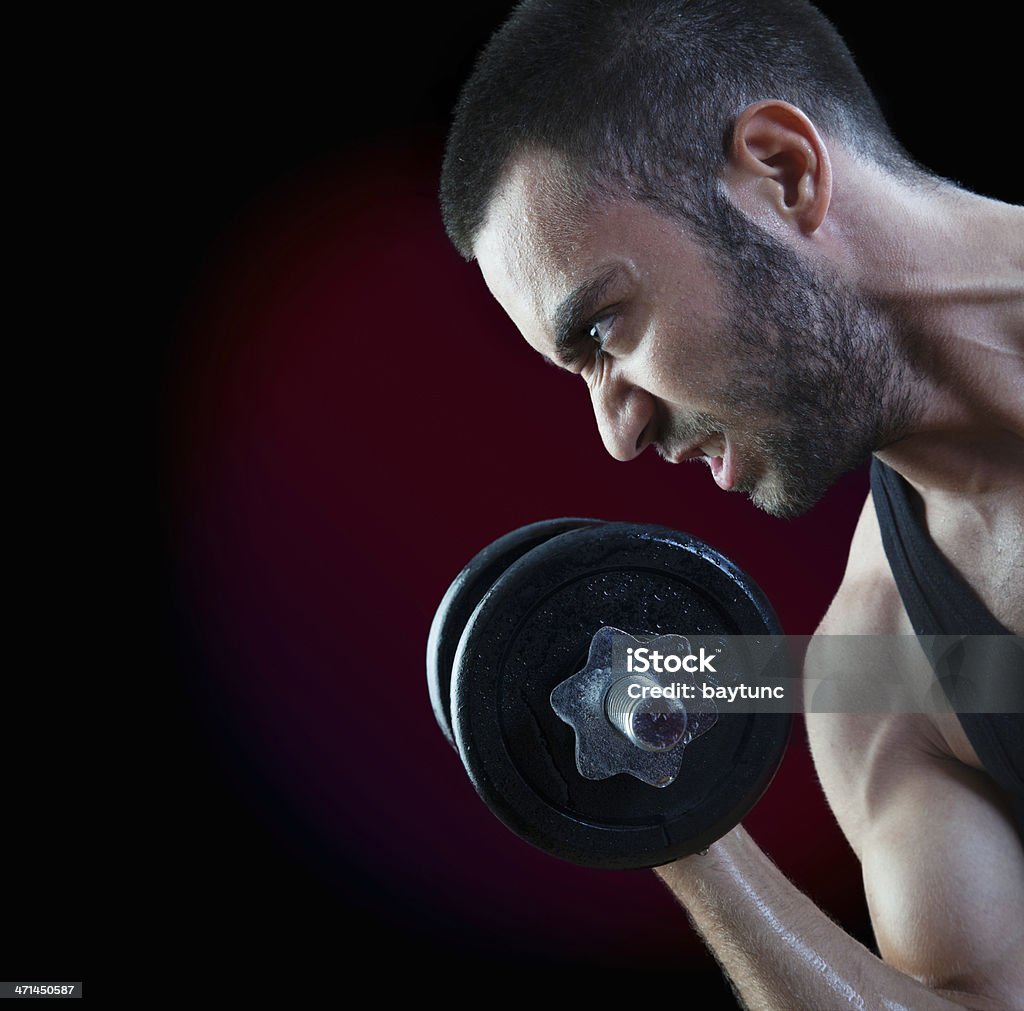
441, 0, 922, 517
441, 0, 918, 260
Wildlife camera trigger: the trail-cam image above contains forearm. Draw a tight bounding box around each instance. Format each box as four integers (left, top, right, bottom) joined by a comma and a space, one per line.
655, 826, 1004, 1011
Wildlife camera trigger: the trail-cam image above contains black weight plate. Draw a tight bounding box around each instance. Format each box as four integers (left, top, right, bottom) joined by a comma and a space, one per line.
427, 517, 605, 746
452, 523, 790, 869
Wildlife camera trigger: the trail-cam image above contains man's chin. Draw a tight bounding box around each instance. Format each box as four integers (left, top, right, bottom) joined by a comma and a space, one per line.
746, 472, 828, 519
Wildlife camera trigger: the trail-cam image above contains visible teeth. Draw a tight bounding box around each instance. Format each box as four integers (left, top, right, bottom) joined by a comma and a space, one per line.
700, 438, 725, 458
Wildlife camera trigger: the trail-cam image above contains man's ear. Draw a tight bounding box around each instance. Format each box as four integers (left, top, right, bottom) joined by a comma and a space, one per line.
722, 101, 832, 235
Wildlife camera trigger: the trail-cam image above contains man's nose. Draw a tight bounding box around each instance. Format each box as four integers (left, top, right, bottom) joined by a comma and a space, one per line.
590, 376, 654, 461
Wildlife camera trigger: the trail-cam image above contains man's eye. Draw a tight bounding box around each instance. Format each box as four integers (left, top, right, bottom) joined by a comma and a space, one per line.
588, 314, 614, 350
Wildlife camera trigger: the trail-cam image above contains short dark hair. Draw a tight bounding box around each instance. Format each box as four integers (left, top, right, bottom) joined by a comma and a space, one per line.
440, 0, 917, 260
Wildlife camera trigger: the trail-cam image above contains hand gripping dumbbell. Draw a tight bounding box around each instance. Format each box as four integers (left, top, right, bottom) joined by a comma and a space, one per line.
426, 519, 791, 869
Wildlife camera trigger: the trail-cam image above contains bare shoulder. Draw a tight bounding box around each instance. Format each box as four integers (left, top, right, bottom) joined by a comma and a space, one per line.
815, 489, 905, 637
803, 492, 978, 851
804, 494, 919, 847
804, 495, 1024, 1003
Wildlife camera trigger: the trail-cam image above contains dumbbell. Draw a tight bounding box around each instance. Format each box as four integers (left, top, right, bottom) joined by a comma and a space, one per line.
426, 519, 790, 869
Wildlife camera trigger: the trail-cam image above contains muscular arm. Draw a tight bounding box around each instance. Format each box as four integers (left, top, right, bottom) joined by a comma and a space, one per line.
655, 497, 1024, 1010
656, 743, 1023, 1010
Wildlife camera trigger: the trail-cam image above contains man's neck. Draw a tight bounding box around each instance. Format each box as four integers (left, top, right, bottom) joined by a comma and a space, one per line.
825, 150, 1024, 494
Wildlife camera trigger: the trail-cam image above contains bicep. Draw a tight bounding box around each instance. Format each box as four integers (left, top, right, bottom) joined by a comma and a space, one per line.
860, 755, 1024, 1005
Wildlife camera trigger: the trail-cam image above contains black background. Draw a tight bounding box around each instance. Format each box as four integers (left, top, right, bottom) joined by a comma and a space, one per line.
14, 4, 1020, 1000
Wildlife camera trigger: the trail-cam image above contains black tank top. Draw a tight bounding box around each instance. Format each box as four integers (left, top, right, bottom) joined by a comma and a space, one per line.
870, 456, 1024, 839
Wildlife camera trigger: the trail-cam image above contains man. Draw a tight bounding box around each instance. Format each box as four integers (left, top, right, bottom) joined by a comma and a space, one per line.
440, 0, 1023, 1007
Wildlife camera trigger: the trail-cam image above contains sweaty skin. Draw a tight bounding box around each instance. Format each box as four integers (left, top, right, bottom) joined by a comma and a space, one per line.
474, 104, 1024, 1008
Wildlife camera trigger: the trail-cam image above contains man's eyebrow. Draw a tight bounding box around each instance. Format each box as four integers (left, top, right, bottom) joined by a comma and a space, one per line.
550, 265, 623, 368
